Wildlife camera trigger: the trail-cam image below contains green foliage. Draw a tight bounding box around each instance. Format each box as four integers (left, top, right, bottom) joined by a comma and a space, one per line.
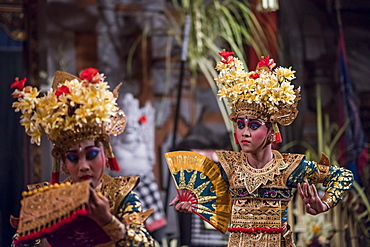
164, 0, 273, 151
280, 114, 348, 167
280, 84, 348, 166
166, 0, 271, 69
281, 84, 370, 245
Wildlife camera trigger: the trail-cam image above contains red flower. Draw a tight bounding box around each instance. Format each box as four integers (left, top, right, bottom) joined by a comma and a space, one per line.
55, 85, 70, 98
219, 49, 234, 60
249, 73, 260, 79
11, 77, 27, 89
219, 49, 235, 65
80, 68, 99, 81
257, 55, 276, 70
139, 115, 147, 124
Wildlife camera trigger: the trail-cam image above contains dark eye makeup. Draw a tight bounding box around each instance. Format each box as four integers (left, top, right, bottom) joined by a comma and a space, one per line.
66, 154, 79, 163
237, 118, 264, 130
86, 149, 100, 160
65, 146, 100, 163
237, 119, 245, 129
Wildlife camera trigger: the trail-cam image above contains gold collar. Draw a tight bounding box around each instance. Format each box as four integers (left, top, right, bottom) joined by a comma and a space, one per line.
239, 150, 288, 193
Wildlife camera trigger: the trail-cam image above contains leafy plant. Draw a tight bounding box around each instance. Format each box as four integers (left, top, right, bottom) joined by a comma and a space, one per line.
280, 84, 348, 166
281, 84, 370, 246
162, 0, 273, 150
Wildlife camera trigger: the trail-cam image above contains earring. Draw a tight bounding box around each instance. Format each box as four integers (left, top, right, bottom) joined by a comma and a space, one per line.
268, 134, 276, 143
233, 133, 239, 145
61, 164, 70, 175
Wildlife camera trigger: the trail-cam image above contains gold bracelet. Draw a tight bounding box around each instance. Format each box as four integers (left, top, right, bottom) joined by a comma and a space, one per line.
103, 215, 115, 227
322, 201, 330, 211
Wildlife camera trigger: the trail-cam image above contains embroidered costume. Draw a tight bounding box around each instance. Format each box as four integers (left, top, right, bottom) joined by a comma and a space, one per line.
10, 69, 154, 247
12, 174, 154, 247
76, 174, 153, 247
165, 51, 354, 247
217, 150, 353, 246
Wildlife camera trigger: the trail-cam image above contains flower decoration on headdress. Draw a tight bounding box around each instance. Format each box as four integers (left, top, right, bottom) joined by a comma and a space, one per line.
11, 69, 118, 146
11, 68, 127, 183
215, 50, 301, 142
215, 50, 298, 116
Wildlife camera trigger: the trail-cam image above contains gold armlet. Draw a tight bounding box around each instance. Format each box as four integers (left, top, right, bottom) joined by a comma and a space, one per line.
102, 216, 126, 241
321, 193, 334, 209
317, 153, 330, 183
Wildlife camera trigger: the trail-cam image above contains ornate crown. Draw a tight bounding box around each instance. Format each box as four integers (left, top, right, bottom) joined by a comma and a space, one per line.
215, 50, 301, 142
11, 68, 126, 183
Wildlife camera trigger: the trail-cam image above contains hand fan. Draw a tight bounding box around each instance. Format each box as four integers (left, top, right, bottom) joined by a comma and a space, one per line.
14, 180, 111, 247
165, 150, 231, 234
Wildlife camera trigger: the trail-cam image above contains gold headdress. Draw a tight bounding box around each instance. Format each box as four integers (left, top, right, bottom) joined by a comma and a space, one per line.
11, 68, 126, 183
215, 50, 301, 142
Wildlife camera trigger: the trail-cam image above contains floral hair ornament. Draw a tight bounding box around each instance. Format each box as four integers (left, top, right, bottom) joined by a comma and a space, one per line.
215, 50, 301, 143
11, 68, 127, 183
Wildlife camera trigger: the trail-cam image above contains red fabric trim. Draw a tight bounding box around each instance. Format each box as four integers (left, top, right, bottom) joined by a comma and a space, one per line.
146, 217, 167, 232
228, 227, 283, 234
51, 172, 60, 184
14, 208, 88, 245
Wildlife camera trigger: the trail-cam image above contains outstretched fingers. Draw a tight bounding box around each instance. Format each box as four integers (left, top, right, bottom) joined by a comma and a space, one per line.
169, 195, 180, 206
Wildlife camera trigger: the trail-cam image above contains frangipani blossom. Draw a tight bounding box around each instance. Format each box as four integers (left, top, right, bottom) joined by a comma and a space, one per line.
11, 69, 119, 146
215, 51, 298, 114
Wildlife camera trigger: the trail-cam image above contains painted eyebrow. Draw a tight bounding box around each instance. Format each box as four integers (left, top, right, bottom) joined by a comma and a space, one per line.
66, 145, 97, 153
237, 117, 260, 121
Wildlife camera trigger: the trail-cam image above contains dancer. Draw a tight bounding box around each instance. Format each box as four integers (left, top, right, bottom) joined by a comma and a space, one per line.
168, 51, 353, 247
10, 68, 154, 247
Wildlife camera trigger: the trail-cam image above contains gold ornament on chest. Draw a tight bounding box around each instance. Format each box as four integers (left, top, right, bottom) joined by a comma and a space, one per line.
233, 151, 289, 194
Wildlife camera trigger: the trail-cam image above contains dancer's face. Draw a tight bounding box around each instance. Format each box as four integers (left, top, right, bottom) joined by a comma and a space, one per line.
64, 140, 106, 188
235, 115, 270, 153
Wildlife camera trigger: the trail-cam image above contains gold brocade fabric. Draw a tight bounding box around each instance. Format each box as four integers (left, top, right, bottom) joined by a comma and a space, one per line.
18, 180, 91, 235
94, 175, 154, 247
62, 174, 154, 247
216, 150, 303, 194
231, 199, 282, 229
228, 232, 281, 247
235, 151, 289, 193
99, 174, 139, 216
14, 174, 153, 247
228, 198, 287, 247
216, 150, 303, 247
63, 174, 139, 217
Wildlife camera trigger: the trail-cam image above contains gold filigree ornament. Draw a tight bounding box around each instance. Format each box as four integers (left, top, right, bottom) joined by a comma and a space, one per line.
215, 50, 301, 142
15, 180, 113, 247
165, 151, 232, 234
238, 150, 289, 193
11, 68, 127, 183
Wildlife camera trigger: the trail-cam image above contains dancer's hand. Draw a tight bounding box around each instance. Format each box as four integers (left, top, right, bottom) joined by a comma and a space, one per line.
169, 195, 193, 213
88, 187, 112, 226
298, 182, 328, 215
